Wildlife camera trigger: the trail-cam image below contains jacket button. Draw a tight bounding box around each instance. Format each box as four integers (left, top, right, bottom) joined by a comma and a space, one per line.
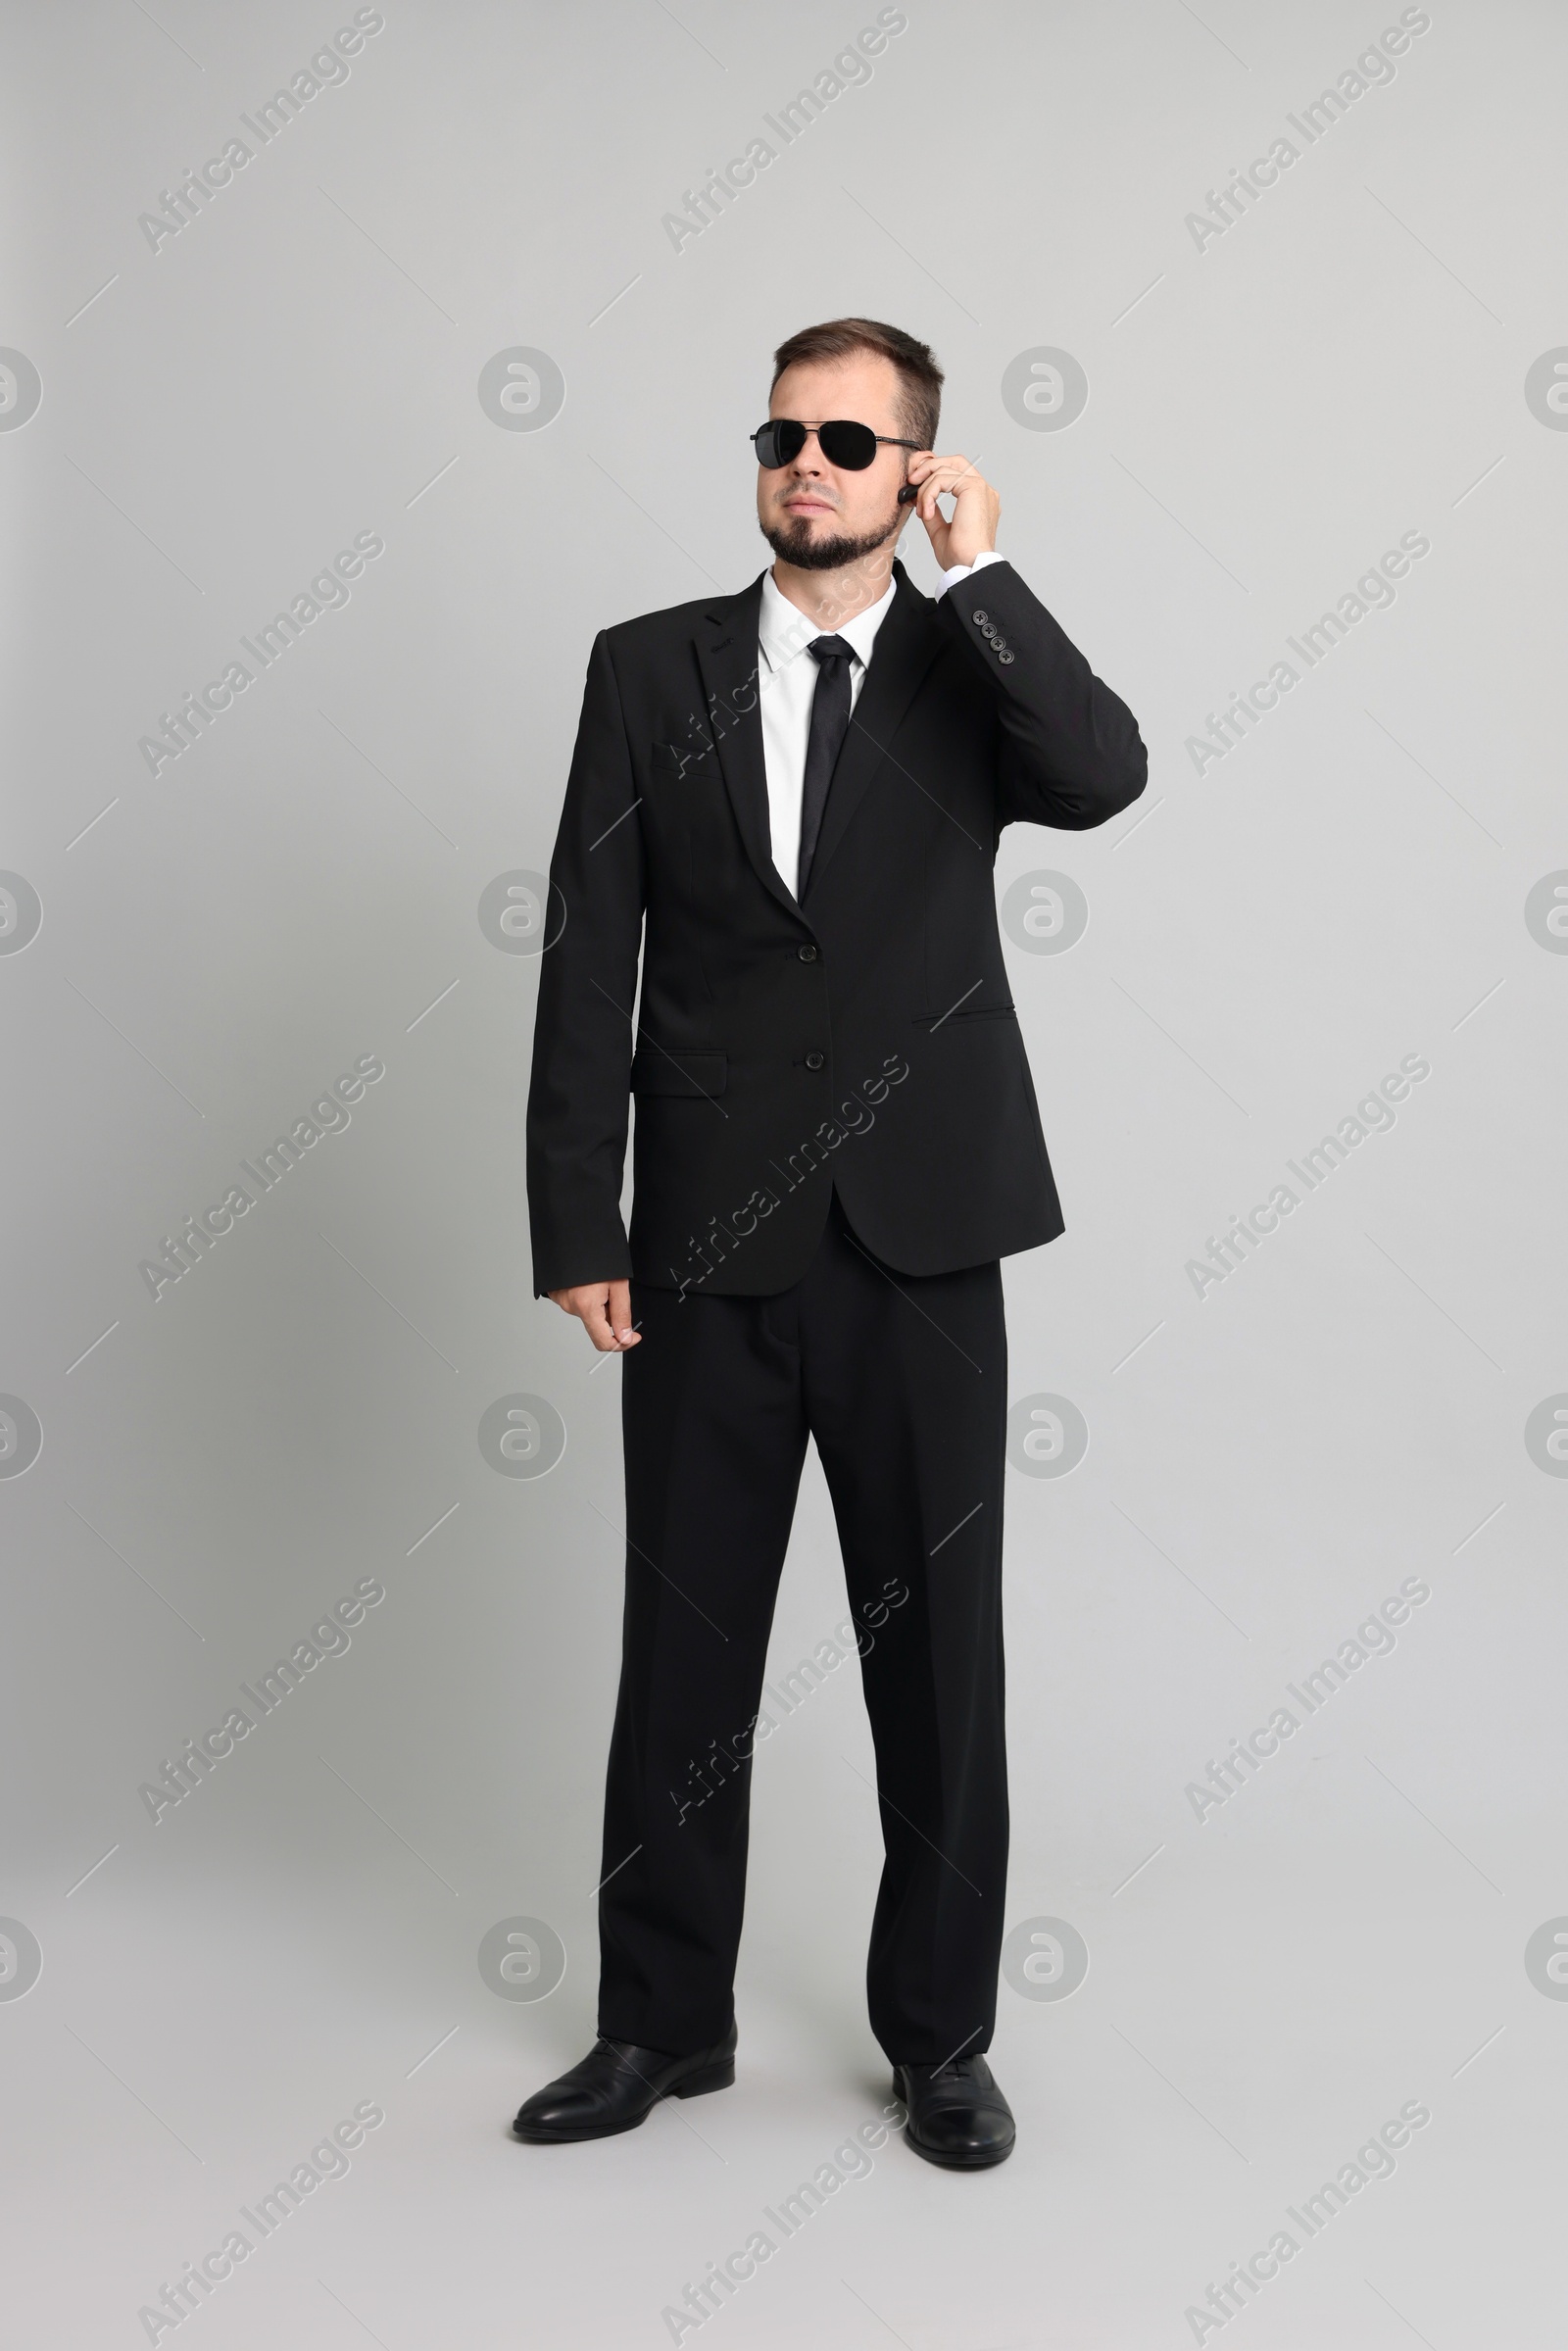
805, 1051, 824, 1070
797, 943, 818, 961
972, 609, 989, 625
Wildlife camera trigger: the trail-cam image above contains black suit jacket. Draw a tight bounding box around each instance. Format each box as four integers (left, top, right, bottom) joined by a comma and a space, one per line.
526, 555, 1146, 1298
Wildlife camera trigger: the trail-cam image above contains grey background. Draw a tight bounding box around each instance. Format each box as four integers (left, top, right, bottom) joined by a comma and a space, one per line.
3, 1, 1565, 2343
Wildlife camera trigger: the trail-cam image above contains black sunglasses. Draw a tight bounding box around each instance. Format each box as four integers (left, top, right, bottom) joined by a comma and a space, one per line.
751, 417, 923, 471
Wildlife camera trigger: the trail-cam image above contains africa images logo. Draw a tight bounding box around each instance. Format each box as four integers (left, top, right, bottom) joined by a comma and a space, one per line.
1183, 10, 1433, 255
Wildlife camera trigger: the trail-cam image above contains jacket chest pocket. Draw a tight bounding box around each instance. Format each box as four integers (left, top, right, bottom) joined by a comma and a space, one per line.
650, 735, 743, 886
650, 734, 722, 783
646, 741, 705, 853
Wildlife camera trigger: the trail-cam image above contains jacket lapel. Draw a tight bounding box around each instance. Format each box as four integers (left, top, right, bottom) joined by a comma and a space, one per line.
691, 577, 802, 923
804, 561, 948, 901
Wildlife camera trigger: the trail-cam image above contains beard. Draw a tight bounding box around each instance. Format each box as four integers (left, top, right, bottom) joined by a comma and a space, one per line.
761, 501, 904, 572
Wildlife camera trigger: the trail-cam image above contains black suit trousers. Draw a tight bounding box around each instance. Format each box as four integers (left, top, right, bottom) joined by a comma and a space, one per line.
597, 1185, 1009, 2066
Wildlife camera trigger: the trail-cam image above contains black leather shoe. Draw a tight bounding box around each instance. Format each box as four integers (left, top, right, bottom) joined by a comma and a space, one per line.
513, 2022, 738, 2143
892, 2053, 1015, 2169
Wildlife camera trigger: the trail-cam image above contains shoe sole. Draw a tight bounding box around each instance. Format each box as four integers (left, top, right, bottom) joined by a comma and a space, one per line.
903, 2131, 1015, 2169
513, 2057, 735, 2143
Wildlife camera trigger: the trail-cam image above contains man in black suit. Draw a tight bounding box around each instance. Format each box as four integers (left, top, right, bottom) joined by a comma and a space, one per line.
516, 318, 1146, 2166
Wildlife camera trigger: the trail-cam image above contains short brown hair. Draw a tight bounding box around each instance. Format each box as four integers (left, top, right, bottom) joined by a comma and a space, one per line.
770, 318, 943, 453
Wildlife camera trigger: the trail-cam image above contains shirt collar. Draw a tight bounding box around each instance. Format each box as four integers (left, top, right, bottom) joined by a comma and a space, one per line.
759, 566, 899, 676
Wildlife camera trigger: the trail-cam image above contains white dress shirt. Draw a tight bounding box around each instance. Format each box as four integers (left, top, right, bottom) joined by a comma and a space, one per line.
758, 549, 1004, 899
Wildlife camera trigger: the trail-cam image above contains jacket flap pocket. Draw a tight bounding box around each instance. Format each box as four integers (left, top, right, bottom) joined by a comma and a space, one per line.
912, 1001, 1016, 1028
650, 737, 692, 776
630, 1048, 727, 1098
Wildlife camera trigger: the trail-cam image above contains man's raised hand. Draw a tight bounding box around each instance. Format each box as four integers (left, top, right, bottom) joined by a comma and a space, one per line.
905, 451, 1000, 571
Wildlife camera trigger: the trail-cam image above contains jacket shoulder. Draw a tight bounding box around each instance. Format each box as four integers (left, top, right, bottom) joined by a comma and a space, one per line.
600, 581, 757, 660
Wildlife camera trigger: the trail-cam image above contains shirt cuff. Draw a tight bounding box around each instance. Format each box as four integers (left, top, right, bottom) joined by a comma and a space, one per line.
935, 548, 1004, 601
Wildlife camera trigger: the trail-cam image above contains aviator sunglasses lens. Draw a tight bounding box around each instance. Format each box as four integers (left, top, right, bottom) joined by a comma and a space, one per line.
816, 419, 878, 468
754, 419, 806, 467
753, 418, 880, 469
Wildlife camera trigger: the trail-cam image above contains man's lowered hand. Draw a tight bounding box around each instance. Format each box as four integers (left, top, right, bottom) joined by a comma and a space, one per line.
548, 1278, 641, 1351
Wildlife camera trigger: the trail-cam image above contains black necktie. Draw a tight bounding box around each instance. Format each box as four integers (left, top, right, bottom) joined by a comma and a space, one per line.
797, 636, 856, 899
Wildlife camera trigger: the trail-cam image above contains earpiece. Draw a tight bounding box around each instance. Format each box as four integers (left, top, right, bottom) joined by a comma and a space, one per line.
897, 484, 919, 506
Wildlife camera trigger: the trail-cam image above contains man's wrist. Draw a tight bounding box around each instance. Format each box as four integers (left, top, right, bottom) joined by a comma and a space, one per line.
936, 548, 1004, 600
